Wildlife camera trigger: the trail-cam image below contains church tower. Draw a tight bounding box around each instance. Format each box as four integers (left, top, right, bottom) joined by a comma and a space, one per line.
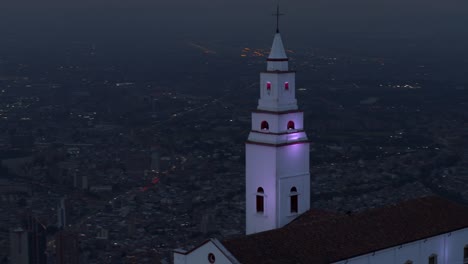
245, 12, 310, 235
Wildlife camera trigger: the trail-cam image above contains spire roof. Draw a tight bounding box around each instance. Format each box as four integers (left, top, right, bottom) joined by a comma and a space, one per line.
268, 33, 287, 59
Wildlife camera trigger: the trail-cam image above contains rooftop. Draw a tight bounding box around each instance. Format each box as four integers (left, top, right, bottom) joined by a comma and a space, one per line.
224, 196, 468, 263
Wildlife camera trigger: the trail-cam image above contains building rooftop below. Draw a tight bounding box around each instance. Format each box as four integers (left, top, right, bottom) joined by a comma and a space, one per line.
223, 196, 468, 263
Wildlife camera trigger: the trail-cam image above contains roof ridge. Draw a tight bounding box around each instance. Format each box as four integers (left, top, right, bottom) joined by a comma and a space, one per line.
223, 195, 468, 264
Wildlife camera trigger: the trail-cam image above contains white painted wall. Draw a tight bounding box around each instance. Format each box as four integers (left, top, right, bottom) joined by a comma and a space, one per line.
251, 112, 304, 133
277, 143, 310, 227
248, 131, 308, 145
276, 143, 310, 177
258, 72, 297, 112
277, 173, 310, 227
267, 60, 289, 71
246, 144, 278, 235
174, 240, 235, 264
333, 228, 468, 264
245, 141, 310, 235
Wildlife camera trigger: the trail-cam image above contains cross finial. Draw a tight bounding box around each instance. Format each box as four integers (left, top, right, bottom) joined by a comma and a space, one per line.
273, 4, 284, 33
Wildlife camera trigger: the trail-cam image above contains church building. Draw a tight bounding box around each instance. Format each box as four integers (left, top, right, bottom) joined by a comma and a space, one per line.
173, 13, 468, 264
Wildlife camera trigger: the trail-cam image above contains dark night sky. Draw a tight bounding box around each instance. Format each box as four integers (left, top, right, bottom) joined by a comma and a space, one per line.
1, 0, 467, 76
2, 0, 467, 41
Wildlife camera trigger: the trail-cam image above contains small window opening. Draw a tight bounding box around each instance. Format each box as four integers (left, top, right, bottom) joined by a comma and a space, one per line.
266, 82, 271, 91
290, 187, 298, 213
261, 121, 269, 130
256, 187, 264, 213
404, 261, 413, 264
464, 246, 468, 261
429, 254, 437, 264
287, 121, 295, 130
208, 253, 216, 263
284, 82, 289, 90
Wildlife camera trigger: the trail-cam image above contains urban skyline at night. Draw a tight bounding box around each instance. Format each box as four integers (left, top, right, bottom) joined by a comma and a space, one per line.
0, 1, 467, 263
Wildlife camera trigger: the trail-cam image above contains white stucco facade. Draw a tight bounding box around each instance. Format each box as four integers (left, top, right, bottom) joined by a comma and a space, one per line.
334, 228, 468, 264
173, 239, 239, 264
251, 111, 304, 133
245, 142, 310, 234
245, 32, 310, 235
258, 72, 297, 112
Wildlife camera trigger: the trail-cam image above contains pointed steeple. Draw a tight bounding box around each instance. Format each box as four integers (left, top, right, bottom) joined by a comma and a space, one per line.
268, 33, 288, 60
269, 5, 287, 60
267, 5, 288, 71
267, 33, 289, 71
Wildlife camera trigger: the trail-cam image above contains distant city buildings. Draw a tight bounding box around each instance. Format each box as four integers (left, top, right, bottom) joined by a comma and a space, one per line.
9, 215, 46, 264
55, 230, 79, 264
9, 228, 29, 264
57, 197, 69, 230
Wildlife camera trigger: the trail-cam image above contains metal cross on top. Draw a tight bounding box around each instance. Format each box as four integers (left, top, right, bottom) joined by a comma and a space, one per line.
273, 4, 285, 33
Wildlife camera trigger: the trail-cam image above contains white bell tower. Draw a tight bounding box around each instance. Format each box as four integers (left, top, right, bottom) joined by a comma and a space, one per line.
245, 8, 310, 235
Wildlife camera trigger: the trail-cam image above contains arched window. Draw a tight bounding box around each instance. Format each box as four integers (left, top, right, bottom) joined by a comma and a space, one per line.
284, 82, 289, 90
404, 261, 413, 264
266, 82, 271, 91
428, 254, 437, 264
287, 121, 295, 130
290, 187, 298, 213
256, 187, 264, 213
261, 121, 269, 130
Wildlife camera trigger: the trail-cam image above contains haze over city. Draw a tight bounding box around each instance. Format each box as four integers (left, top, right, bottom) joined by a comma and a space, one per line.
0, 1, 467, 263
1, 0, 467, 81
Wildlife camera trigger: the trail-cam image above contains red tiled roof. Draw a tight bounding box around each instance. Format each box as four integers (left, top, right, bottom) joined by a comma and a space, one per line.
223, 196, 468, 264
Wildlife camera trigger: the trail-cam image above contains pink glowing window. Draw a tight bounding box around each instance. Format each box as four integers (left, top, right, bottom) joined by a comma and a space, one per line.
290, 187, 298, 213
266, 82, 271, 91
284, 82, 289, 90
261, 121, 269, 130
256, 187, 264, 213
287, 121, 295, 130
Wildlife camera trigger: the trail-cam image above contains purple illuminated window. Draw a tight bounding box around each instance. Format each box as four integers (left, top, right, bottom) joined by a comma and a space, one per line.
266, 82, 271, 91
287, 121, 295, 130
261, 121, 269, 130
284, 82, 289, 90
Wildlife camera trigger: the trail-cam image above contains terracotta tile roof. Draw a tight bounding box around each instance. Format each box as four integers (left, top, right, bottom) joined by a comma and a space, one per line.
223, 196, 468, 264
